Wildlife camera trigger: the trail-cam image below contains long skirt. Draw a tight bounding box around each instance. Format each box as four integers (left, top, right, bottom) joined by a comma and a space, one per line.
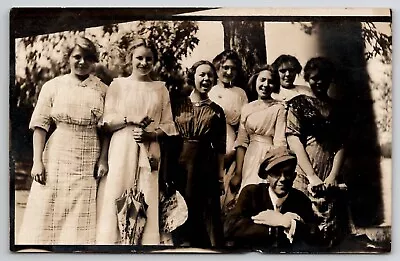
220, 124, 238, 215
17, 123, 99, 244
96, 126, 166, 245
173, 140, 224, 248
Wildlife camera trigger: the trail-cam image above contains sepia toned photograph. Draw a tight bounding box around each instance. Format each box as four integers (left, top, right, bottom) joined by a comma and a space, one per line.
10, 7, 392, 253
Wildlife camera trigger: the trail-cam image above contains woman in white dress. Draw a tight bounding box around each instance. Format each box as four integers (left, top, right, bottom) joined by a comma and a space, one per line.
208, 50, 248, 210
18, 37, 107, 244
209, 50, 248, 163
229, 65, 287, 194
270, 54, 314, 102
96, 38, 177, 245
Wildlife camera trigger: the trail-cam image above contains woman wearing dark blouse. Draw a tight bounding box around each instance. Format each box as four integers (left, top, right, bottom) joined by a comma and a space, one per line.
172, 60, 226, 248
286, 57, 349, 247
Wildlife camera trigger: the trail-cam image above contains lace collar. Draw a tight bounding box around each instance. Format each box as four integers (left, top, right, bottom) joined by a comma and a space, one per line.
189, 92, 212, 107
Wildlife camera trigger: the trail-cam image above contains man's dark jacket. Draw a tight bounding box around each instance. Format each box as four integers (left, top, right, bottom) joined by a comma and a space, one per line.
224, 183, 322, 251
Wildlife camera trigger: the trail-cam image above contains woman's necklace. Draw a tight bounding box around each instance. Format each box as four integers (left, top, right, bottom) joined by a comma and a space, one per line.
192, 98, 211, 107
190, 92, 211, 107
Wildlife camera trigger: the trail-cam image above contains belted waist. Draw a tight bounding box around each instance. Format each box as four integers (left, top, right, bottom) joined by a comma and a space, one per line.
183, 139, 201, 143
56, 122, 97, 131
250, 134, 273, 144
183, 137, 211, 144
182, 138, 214, 150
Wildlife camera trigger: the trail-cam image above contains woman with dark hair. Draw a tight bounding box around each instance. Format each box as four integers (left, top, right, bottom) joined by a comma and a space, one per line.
229, 65, 287, 195
18, 36, 108, 244
172, 60, 226, 247
208, 50, 248, 214
286, 57, 348, 247
209, 50, 248, 165
271, 54, 314, 102
96, 38, 178, 245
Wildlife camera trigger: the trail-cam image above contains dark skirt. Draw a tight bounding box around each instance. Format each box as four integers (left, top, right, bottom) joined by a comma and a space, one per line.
172, 139, 224, 248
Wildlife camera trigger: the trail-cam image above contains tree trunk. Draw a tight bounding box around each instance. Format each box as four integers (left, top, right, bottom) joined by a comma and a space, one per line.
222, 21, 267, 91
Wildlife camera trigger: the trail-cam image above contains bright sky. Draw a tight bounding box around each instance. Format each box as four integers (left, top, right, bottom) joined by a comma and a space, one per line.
181, 21, 224, 69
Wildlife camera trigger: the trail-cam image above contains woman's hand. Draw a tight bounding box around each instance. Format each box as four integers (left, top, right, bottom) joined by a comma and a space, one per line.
95, 159, 109, 179
31, 161, 46, 185
307, 173, 323, 186
138, 116, 154, 129
307, 174, 326, 196
124, 116, 154, 129
132, 128, 155, 143
324, 174, 338, 188
229, 173, 242, 194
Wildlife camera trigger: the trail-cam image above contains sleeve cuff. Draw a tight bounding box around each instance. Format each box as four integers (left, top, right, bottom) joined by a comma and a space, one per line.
159, 122, 178, 136
234, 141, 248, 149
100, 113, 123, 127
284, 219, 297, 244
29, 120, 51, 132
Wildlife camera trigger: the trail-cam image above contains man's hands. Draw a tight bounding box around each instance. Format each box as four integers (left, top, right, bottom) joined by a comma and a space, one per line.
252, 210, 303, 229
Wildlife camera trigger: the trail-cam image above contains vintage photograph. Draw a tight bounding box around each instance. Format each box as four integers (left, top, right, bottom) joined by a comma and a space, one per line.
10, 8, 392, 253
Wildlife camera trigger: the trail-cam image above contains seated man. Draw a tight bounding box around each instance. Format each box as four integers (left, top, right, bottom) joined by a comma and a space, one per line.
224, 147, 321, 251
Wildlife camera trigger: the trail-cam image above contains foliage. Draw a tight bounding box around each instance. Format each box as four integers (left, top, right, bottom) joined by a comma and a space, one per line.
11, 21, 199, 162
371, 68, 392, 134
14, 31, 83, 108
294, 21, 392, 136
360, 22, 392, 137
294, 21, 392, 63
14, 21, 199, 110
362, 22, 392, 63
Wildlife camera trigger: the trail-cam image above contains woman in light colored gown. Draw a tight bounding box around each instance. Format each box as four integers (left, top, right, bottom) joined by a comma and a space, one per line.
208, 50, 248, 211
95, 38, 177, 245
18, 37, 107, 244
209, 50, 248, 164
229, 65, 287, 195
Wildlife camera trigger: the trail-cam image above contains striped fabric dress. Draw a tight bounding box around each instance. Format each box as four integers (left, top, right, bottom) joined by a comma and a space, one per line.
17, 74, 107, 245
172, 97, 226, 247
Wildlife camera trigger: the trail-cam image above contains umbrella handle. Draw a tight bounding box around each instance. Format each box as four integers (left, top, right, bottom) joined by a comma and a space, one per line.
132, 143, 141, 195
132, 117, 153, 194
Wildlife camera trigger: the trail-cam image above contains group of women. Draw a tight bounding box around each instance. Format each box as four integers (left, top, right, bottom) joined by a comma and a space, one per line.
18, 36, 349, 249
